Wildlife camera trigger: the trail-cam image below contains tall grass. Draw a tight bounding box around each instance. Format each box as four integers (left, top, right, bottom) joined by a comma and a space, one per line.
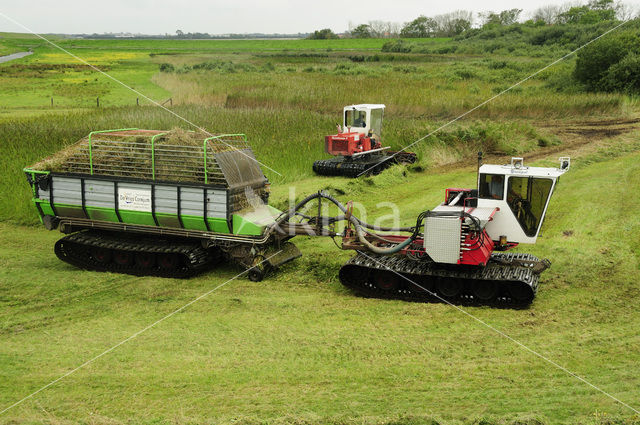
151, 60, 626, 120
1, 106, 562, 225
0, 34, 632, 225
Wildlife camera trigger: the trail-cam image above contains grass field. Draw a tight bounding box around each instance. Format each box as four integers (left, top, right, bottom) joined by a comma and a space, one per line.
1, 32, 640, 424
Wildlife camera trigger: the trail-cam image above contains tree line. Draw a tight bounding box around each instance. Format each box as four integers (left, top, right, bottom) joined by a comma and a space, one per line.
307, 0, 637, 39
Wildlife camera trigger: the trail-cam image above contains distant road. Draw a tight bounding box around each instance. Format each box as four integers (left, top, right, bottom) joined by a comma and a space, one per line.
0, 51, 33, 63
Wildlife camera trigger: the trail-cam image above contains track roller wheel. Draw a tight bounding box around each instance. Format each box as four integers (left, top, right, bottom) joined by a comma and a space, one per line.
508, 283, 534, 303
437, 277, 463, 298
247, 254, 267, 282
340, 266, 369, 286
408, 276, 435, 294
372, 270, 400, 291
158, 253, 180, 270
113, 250, 133, 266
472, 280, 498, 301
248, 267, 264, 282
91, 247, 111, 264
135, 252, 156, 268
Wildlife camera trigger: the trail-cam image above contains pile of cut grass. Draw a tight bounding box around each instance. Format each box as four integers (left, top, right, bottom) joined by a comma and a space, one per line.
27, 128, 251, 185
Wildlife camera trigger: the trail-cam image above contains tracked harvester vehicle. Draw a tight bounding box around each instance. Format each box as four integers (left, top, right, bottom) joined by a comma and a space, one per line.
24, 129, 301, 281
282, 156, 570, 307
25, 129, 569, 307
312, 104, 416, 177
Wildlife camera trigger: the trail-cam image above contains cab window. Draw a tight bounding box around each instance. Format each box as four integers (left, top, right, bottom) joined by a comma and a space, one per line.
478, 173, 504, 200
370, 108, 383, 136
507, 177, 553, 237
344, 109, 367, 128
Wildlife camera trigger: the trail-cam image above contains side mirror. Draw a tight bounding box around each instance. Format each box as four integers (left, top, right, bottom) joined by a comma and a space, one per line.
559, 157, 570, 171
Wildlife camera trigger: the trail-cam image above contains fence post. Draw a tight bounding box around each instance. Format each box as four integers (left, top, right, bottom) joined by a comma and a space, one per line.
170, 98, 172, 107
136, 97, 139, 106
97, 97, 99, 107
50, 97, 53, 107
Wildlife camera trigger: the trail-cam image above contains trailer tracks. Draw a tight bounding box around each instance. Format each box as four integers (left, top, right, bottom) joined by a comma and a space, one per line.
55, 230, 217, 278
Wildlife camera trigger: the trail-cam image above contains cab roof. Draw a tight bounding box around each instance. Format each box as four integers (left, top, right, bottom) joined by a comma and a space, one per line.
344, 104, 386, 110
479, 163, 567, 178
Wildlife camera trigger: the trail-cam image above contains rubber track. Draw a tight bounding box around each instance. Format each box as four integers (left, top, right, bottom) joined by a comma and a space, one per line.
388, 151, 417, 164
54, 231, 214, 278
339, 251, 543, 308
313, 152, 417, 177
312, 160, 383, 177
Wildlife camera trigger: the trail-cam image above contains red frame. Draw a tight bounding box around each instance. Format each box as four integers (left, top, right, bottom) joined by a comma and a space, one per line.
459, 229, 494, 266
325, 132, 373, 157
362, 225, 495, 267
444, 188, 472, 204
344, 186, 519, 266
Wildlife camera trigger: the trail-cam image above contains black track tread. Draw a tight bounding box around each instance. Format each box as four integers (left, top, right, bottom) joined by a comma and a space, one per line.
313, 159, 382, 177
387, 151, 417, 164
312, 151, 417, 177
54, 231, 214, 278
339, 251, 542, 308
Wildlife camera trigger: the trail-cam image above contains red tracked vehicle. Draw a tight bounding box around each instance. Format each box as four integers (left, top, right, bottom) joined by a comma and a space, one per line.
284, 156, 570, 307
312, 104, 417, 177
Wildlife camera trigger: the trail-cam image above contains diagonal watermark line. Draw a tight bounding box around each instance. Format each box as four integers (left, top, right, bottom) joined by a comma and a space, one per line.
355, 250, 640, 414
0, 251, 282, 416
357, 18, 634, 177
0, 11, 282, 177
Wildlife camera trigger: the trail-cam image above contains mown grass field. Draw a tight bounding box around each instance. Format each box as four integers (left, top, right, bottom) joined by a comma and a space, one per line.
1, 32, 640, 424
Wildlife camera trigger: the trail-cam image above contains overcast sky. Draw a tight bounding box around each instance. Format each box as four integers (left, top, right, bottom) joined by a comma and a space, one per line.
0, 0, 638, 35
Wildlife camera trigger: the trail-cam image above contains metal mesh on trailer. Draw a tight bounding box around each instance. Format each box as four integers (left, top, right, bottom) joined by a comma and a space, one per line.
29, 129, 267, 189
215, 149, 267, 189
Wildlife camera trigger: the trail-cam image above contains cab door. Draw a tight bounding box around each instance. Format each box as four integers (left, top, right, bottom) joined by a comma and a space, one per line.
506, 176, 554, 237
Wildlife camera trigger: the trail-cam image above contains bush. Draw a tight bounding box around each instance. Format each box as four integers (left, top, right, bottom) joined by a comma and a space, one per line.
307, 28, 338, 39
159, 63, 175, 72
487, 60, 508, 69
262, 61, 276, 72
392, 65, 419, 74
602, 53, 640, 94
574, 28, 640, 92
436, 45, 457, 54
452, 65, 477, 79
381, 40, 413, 53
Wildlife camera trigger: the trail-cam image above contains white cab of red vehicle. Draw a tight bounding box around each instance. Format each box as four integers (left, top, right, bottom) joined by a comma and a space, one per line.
477, 157, 570, 244
342, 104, 385, 138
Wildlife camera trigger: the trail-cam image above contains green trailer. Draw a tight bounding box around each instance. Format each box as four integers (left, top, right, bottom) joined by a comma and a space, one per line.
24, 128, 300, 280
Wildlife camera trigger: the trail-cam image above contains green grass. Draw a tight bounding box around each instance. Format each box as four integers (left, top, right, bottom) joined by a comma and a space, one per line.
1, 32, 640, 425
0, 32, 46, 56
1, 146, 640, 424
0, 31, 630, 118
0, 50, 170, 109
49, 37, 451, 52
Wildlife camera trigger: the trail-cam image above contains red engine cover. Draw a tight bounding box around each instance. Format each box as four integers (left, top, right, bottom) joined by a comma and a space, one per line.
325, 132, 373, 157
460, 230, 495, 266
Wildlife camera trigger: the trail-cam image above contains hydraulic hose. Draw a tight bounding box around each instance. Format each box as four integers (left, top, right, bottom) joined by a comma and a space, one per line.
294, 212, 414, 232
271, 191, 420, 255
270, 191, 484, 256
274, 192, 414, 232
